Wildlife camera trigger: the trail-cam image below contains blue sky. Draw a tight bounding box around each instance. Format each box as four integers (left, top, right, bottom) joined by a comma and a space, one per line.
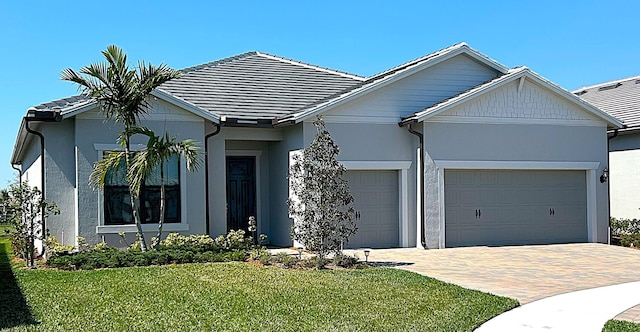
1, 0, 639, 186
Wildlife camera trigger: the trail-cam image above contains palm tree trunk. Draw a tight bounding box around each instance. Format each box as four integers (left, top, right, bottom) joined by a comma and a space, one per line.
155, 160, 166, 250
125, 138, 148, 252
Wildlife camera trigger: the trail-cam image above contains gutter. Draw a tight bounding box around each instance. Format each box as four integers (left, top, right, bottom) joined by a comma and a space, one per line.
400, 121, 427, 249
204, 123, 222, 235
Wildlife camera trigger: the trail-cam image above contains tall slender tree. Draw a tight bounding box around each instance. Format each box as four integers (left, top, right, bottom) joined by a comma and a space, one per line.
62, 45, 181, 251
287, 117, 356, 258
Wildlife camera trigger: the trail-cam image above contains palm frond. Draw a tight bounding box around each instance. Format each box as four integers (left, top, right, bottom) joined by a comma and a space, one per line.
89, 151, 125, 189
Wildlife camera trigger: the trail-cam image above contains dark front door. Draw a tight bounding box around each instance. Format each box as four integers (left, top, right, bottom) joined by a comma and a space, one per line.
226, 156, 256, 232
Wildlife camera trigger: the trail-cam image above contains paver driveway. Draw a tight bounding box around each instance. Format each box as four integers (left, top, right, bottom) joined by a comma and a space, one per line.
344, 243, 640, 322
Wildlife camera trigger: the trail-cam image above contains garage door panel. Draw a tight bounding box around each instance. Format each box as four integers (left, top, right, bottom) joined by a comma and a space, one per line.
343, 170, 399, 249
445, 170, 587, 247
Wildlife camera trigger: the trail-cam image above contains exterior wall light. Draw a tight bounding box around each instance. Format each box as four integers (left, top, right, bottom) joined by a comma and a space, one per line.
600, 167, 609, 183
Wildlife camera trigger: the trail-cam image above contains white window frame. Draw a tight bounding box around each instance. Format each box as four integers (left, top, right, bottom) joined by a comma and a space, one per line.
94, 143, 189, 234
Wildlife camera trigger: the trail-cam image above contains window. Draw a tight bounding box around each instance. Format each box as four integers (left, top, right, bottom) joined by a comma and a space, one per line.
103, 154, 181, 225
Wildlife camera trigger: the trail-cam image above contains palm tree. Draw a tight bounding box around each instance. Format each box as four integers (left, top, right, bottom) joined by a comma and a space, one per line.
129, 128, 201, 249
62, 45, 181, 251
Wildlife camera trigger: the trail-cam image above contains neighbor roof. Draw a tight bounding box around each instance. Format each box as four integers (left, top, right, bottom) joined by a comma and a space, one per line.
574, 75, 640, 131
159, 51, 365, 121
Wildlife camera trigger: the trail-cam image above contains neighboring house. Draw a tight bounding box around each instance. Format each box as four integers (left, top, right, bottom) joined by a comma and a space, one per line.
11, 43, 622, 250
574, 76, 640, 220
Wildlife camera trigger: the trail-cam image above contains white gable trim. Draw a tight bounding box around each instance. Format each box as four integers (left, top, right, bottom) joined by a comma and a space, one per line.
59, 89, 220, 123
408, 69, 623, 129
285, 44, 508, 124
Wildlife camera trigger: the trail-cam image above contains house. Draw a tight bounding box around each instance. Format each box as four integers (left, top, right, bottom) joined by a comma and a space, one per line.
10, 43, 622, 250
574, 76, 640, 220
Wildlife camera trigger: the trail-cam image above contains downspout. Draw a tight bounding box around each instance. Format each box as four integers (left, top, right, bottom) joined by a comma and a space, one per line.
607, 129, 619, 245
22, 109, 61, 258
24, 120, 47, 238
404, 122, 427, 249
204, 123, 221, 235
11, 163, 22, 183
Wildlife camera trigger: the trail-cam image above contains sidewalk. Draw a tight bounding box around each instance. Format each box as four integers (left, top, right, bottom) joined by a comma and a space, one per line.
475, 281, 640, 331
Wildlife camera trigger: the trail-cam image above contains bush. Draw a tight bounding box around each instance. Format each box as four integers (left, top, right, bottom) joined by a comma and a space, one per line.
611, 218, 640, 236
160, 233, 219, 253
301, 256, 329, 270
620, 234, 640, 248
333, 253, 359, 268
249, 247, 271, 265
214, 229, 251, 251
46, 248, 248, 270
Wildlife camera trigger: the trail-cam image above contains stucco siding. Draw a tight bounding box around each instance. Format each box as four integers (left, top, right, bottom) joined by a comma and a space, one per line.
43, 120, 76, 246
267, 124, 303, 246
207, 126, 287, 242
421, 121, 609, 247
303, 121, 419, 247
75, 107, 206, 246
322, 54, 499, 122
610, 149, 640, 219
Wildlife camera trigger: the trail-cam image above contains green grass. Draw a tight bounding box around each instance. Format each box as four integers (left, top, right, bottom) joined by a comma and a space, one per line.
603, 320, 640, 332
0, 239, 518, 332
0, 224, 12, 240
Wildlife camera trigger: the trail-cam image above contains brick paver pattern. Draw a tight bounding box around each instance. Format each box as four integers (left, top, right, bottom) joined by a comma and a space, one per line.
345, 243, 640, 322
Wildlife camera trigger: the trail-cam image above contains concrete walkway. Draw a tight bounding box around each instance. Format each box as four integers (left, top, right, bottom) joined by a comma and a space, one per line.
476, 281, 640, 331
343, 244, 640, 323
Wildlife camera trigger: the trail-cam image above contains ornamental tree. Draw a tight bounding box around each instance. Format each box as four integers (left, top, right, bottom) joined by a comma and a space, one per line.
287, 117, 356, 258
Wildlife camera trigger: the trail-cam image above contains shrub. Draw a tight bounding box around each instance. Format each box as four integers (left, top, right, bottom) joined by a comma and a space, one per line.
160, 233, 219, 252
333, 253, 359, 268
301, 256, 329, 269
214, 229, 250, 251
610, 218, 640, 236
620, 234, 640, 248
44, 236, 74, 255
249, 247, 271, 265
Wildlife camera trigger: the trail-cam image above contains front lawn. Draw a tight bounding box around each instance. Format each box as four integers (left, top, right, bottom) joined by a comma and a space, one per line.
1, 239, 517, 331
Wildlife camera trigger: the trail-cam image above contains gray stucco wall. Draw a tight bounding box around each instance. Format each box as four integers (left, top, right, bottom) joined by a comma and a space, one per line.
268, 125, 302, 246
75, 114, 206, 246
610, 132, 640, 152
43, 119, 77, 245
421, 121, 610, 247
206, 126, 288, 243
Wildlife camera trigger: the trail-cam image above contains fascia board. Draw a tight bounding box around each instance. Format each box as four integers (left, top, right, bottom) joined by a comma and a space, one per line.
152, 89, 220, 123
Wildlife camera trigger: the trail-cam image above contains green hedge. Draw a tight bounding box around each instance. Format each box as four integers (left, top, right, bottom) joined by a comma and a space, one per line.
47, 248, 247, 270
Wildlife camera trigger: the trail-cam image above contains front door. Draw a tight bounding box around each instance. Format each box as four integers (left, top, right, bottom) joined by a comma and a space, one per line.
226, 156, 257, 232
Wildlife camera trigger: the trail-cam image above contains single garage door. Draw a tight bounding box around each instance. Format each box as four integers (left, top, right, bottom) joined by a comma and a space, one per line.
343, 170, 399, 249
445, 169, 587, 247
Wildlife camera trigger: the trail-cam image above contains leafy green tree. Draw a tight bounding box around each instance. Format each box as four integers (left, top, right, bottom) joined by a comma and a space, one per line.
62, 45, 180, 251
287, 117, 356, 258
2, 180, 59, 267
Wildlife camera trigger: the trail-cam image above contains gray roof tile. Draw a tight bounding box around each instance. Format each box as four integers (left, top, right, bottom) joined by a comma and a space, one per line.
159, 52, 364, 120
574, 75, 640, 130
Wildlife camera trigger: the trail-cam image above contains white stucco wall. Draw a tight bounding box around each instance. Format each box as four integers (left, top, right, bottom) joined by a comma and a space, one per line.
610, 149, 640, 219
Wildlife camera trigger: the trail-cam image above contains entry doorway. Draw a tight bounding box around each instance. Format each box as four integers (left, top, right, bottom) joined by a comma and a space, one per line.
226, 156, 257, 232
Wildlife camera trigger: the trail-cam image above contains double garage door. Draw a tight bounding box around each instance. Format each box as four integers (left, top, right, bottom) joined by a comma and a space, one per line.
343, 170, 399, 249
445, 169, 588, 247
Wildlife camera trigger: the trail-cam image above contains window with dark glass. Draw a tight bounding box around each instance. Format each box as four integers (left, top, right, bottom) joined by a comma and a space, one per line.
103, 154, 180, 225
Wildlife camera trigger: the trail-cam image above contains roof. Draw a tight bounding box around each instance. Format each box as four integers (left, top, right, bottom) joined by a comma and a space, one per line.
159, 51, 365, 121
400, 67, 624, 129
274, 42, 510, 125
573, 75, 640, 131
